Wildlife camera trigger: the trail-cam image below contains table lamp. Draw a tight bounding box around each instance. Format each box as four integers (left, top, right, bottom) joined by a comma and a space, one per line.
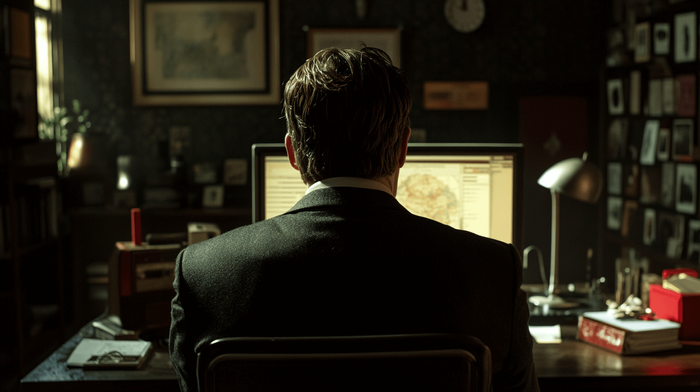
529, 152, 602, 308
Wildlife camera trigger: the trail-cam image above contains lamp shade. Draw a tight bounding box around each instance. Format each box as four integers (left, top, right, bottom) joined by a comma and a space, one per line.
537, 155, 602, 203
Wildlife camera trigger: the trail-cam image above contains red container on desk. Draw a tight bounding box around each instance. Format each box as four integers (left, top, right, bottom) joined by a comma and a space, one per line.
649, 284, 700, 340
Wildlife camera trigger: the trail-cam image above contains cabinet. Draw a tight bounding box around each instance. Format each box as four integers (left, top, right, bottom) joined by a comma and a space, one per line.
599, 1, 700, 297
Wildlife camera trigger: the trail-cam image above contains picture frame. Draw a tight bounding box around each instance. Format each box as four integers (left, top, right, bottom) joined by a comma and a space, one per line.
672, 119, 693, 161
676, 163, 697, 215
676, 74, 696, 117
640, 166, 661, 204
648, 79, 662, 117
306, 28, 401, 67
661, 162, 675, 208
675, 11, 697, 63
223, 158, 247, 185
634, 22, 650, 63
607, 79, 624, 115
640, 119, 659, 165
643, 208, 656, 246
657, 127, 670, 161
653, 22, 670, 55
687, 220, 700, 264
202, 185, 225, 208
607, 118, 628, 159
658, 212, 685, 259
662, 77, 675, 115
129, 0, 280, 106
624, 163, 639, 198
621, 200, 639, 238
607, 162, 623, 195
629, 70, 641, 115
607, 196, 623, 230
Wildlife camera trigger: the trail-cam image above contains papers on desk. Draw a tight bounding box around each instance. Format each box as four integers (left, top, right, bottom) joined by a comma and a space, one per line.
529, 325, 562, 344
67, 338, 153, 369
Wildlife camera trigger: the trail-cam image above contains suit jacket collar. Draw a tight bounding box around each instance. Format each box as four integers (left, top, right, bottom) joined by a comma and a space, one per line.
285, 187, 409, 216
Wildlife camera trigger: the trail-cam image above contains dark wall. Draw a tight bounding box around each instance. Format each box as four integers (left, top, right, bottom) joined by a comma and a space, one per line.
61, 0, 607, 284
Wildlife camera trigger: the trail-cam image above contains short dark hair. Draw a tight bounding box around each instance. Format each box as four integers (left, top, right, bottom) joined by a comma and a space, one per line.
283, 46, 411, 184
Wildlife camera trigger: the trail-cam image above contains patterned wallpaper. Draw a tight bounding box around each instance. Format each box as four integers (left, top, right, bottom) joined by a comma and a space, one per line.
60, 0, 607, 284
62, 0, 605, 172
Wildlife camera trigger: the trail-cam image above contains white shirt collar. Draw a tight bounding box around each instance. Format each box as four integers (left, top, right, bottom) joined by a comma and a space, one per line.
306, 177, 393, 196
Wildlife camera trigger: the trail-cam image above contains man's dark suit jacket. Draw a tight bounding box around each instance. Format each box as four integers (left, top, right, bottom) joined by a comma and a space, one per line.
170, 186, 539, 391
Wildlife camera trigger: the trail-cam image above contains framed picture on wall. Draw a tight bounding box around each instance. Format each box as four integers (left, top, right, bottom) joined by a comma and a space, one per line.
306, 28, 402, 67
202, 185, 224, 208
607, 196, 623, 230
607, 79, 624, 115
662, 78, 675, 115
675, 12, 697, 63
640, 119, 659, 165
643, 208, 656, 246
676, 163, 697, 215
657, 127, 670, 161
659, 212, 685, 259
653, 23, 670, 55
677, 74, 696, 117
129, 0, 280, 105
629, 70, 641, 115
607, 118, 628, 159
672, 119, 693, 161
634, 22, 650, 62
608, 162, 623, 195
640, 166, 661, 204
688, 220, 700, 264
661, 162, 675, 208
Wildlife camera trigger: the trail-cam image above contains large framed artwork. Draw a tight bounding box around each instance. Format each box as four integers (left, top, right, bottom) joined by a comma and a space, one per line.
307, 28, 401, 67
130, 0, 280, 106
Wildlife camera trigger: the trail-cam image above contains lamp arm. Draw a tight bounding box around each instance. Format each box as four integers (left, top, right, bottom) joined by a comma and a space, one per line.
548, 190, 560, 297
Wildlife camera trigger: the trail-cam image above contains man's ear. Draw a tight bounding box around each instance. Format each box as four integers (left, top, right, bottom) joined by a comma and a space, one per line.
285, 134, 300, 171
398, 127, 411, 168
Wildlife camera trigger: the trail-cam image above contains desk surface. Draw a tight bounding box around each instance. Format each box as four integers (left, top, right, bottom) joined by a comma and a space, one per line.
21, 324, 700, 392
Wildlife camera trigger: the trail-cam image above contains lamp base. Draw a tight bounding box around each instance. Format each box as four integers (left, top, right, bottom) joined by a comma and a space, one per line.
528, 294, 579, 309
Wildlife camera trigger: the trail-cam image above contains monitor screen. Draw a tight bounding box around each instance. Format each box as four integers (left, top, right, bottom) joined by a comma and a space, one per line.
252, 143, 523, 249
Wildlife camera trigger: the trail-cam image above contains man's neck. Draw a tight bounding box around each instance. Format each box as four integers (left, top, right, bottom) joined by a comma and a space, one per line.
305, 175, 399, 197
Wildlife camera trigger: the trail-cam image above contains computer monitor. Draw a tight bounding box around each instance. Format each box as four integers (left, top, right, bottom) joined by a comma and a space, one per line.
252, 143, 524, 250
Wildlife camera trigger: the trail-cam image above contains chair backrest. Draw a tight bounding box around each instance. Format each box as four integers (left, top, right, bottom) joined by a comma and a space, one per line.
196, 334, 492, 392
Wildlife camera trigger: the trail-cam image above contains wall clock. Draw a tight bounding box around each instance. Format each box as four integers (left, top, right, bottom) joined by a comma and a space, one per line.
444, 0, 485, 33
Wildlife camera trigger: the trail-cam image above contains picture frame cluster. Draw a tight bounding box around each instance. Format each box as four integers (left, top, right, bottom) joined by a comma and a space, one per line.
606, 6, 700, 265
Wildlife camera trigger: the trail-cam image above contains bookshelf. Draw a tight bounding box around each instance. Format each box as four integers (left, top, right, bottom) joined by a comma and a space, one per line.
1, 0, 66, 389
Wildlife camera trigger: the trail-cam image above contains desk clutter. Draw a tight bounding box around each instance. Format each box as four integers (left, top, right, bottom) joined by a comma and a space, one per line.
573, 268, 700, 355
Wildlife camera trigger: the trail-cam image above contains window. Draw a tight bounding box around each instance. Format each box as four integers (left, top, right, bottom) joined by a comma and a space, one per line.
34, 0, 62, 139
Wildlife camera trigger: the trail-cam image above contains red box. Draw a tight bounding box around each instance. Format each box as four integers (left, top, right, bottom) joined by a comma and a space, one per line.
649, 284, 700, 340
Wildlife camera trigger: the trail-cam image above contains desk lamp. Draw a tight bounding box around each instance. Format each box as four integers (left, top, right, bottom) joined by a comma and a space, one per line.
529, 153, 602, 308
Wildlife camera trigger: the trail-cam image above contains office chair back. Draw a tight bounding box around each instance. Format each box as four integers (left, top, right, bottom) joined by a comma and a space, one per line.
197, 333, 491, 392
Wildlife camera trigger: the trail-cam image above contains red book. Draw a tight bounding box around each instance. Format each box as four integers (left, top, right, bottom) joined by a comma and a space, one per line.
577, 311, 681, 355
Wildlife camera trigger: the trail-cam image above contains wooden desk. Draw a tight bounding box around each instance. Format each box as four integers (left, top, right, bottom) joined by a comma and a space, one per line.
21, 324, 178, 392
21, 324, 700, 392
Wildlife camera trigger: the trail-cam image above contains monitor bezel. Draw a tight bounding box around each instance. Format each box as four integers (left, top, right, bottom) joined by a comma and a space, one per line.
251, 143, 524, 251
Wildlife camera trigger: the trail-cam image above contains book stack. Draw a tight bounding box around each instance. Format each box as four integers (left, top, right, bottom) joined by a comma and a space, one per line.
578, 311, 681, 355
